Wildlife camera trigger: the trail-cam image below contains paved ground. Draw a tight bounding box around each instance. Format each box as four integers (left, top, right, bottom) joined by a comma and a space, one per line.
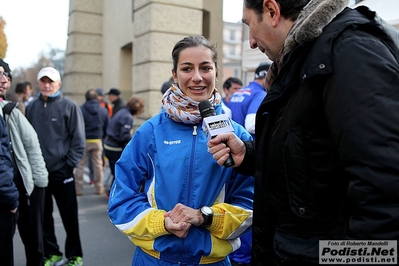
13, 181, 136, 266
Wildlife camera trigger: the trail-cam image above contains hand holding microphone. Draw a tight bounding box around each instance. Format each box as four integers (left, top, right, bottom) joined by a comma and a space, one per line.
199, 100, 235, 167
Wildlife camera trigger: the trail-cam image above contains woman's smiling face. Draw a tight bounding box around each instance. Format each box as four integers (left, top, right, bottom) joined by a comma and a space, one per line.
172, 45, 217, 102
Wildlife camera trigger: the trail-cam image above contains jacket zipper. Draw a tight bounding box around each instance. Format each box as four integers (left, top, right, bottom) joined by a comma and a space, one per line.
179, 124, 198, 262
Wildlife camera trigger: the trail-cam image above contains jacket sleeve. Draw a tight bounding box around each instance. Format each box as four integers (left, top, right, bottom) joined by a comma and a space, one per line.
235, 140, 256, 176
324, 30, 399, 240
65, 102, 86, 168
102, 109, 109, 140
208, 172, 254, 240
207, 124, 254, 240
0, 117, 19, 210
108, 124, 169, 242
10, 108, 48, 188
117, 112, 134, 146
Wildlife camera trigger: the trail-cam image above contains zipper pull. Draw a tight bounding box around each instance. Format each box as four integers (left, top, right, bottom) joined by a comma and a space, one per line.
193, 125, 197, 136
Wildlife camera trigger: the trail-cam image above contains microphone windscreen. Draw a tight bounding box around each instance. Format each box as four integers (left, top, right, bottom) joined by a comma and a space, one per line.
199, 100, 216, 118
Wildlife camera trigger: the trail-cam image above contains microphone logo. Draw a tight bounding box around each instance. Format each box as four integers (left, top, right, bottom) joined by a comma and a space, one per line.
202, 114, 233, 140
208, 119, 231, 130
198, 100, 235, 167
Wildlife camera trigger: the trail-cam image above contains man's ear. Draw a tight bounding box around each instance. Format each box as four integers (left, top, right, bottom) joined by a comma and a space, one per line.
264, 0, 281, 27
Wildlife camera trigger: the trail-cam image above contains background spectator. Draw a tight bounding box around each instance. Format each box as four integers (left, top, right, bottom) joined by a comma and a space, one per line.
75, 89, 109, 196
105, 88, 124, 117
26, 66, 85, 266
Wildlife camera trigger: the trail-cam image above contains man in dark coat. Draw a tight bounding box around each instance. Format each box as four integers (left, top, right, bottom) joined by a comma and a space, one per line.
105, 88, 125, 117
0, 112, 18, 266
208, 0, 399, 265
75, 89, 109, 195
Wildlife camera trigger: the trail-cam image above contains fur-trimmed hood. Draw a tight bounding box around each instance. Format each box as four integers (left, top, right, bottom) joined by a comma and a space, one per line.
285, 0, 349, 50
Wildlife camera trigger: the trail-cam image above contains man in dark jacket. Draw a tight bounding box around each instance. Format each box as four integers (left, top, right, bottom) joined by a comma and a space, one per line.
208, 0, 399, 265
75, 89, 109, 195
0, 112, 18, 266
26, 67, 85, 266
105, 88, 125, 117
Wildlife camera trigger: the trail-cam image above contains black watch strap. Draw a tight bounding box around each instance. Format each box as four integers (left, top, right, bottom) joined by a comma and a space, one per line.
200, 206, 213, 227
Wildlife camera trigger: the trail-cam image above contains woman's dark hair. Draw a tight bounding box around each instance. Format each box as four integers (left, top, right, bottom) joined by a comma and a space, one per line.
171, 36, 218, 74
244, 0, 311, 21
127, 96, 145, 115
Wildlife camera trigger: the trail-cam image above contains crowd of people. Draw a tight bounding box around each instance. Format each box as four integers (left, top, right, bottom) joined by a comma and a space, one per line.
1, 0, 399, 266
0, 59, 144, 265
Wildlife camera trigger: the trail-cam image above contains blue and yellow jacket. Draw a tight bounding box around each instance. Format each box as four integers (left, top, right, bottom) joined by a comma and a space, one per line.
108, 104, 254, 265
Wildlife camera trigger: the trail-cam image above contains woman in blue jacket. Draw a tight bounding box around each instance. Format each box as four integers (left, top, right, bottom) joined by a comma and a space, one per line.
108, 35, 254, 265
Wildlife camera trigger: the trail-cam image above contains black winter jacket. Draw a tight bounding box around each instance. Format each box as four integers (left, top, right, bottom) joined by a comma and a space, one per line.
238, 6, 399, 265
0, 115, 18, 211
26, 92, 86, 172
81, 99, 109, 140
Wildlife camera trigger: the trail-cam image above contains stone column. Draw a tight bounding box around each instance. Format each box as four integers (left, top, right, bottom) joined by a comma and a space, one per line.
63, 0, 103, 104
64, 0, 223, 123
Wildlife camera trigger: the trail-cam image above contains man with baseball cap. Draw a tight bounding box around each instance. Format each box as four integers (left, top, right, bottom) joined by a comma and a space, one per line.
228, 61, 271, 139
26, 66, 85, 266
37, 67, 61, 82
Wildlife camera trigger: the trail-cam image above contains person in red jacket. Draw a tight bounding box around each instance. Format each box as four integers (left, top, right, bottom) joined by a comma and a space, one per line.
96, 88, 113, 117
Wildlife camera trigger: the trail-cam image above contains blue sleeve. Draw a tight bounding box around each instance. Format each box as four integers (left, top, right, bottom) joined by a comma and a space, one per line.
108, 121, 155, 224
247, 90, 266, 115
227, 120, 254, 210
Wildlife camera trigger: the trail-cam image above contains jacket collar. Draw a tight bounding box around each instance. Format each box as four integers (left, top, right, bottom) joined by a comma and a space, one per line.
38, 90, 62, 102
285, 0, 349, 51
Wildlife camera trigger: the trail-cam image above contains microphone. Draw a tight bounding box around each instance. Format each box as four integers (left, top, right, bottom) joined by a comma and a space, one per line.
199, 100, 235, 167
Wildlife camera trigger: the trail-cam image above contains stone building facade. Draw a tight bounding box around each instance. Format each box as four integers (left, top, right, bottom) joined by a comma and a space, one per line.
63, 0, 223, 123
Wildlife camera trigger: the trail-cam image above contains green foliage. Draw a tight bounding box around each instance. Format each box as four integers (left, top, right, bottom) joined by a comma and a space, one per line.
0, 17, 7, 59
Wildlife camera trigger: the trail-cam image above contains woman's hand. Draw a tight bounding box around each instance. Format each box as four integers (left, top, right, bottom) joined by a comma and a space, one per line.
164, 216, 191, 238
207, 132, 246, 167
164, 203, 203, 238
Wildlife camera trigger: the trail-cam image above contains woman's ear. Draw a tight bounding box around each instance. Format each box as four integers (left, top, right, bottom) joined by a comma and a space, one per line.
172, 70, 178, 84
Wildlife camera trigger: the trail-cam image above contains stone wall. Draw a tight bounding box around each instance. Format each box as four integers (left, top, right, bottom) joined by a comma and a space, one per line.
64, 0, 223, 124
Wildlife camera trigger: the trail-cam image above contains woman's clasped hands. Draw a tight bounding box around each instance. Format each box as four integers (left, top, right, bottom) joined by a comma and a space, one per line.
164, 203, 203, 238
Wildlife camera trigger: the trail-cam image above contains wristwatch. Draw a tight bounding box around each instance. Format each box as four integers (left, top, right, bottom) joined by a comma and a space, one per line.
200, 206, 213, 227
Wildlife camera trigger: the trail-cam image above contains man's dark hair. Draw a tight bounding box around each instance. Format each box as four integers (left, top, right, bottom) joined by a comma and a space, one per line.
223, 77, 243, 90
15, 82, 27, 94
15, 81, 32, 94
85, 89, 98, 101
244, 0, 311, 21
